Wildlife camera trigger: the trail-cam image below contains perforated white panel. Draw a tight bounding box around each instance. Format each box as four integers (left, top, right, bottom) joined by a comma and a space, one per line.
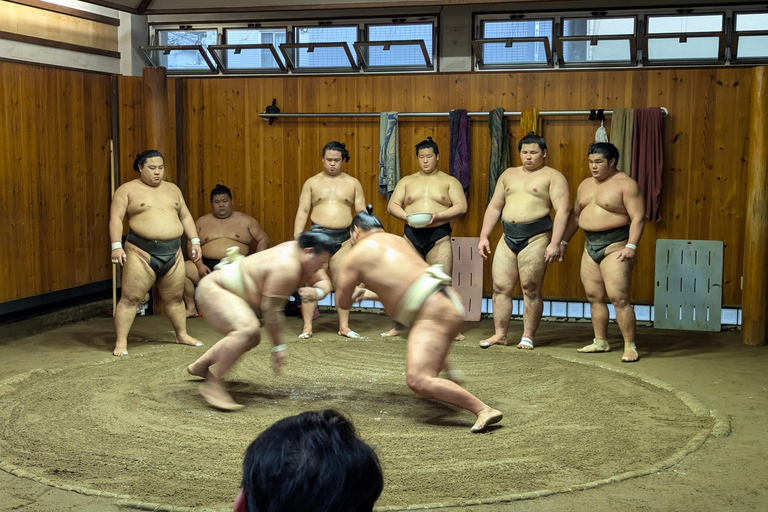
653, 240, 723, 331
451, 237, 483, 321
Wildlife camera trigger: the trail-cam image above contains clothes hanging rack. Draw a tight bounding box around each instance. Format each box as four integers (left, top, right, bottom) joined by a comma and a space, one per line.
259, 107, 668, 120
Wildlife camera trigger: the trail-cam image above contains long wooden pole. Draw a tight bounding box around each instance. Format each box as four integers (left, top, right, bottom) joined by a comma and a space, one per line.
742, 66, 768, 346
110, 139, 117, 316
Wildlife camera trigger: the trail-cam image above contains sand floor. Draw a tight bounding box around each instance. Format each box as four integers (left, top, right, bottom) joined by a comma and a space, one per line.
0, 311, 766, 512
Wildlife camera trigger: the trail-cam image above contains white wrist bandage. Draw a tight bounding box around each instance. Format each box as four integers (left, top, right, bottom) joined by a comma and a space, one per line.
314, 287, 326, 300
560, 240, 568, 245
190, 238, 201, 246
625, 243, 637, 250
271, 344, 287, 353
111, 242, 122, 251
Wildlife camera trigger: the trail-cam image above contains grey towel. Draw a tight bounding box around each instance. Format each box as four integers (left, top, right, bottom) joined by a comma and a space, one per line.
610, 108, 634, 176
487, 107, 510, 203
378, 111, 400, 198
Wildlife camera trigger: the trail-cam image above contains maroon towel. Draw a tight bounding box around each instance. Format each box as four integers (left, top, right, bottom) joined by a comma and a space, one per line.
631, 107, 664, 223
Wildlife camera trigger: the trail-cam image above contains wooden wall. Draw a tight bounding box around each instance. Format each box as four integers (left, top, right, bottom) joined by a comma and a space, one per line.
155, 68, 750, 305
0, 60, 112, 303
2, 63, 751, 307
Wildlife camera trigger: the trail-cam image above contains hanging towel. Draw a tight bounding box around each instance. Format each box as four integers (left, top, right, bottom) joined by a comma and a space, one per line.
520, 108, 542, 137
378, 111, 400, 199
595, 120, 609, 142
488, 107, 511, 203
631, 107, 664, 223
610, 108, 634, 176
449, 109, 471, 198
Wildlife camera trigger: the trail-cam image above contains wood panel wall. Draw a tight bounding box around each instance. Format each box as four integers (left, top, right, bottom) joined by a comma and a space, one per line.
0, 0, 119, 56
160, 68, 751, 305
4, 64, 750, 307
0, 60, 112, 303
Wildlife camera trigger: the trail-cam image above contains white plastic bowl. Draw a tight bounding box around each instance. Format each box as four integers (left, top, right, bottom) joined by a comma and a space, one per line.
407, 212, 432, 228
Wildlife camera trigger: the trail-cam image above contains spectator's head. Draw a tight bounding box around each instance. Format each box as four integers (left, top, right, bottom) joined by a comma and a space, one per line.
210, 184, 233, 218
237, 409, 383, 512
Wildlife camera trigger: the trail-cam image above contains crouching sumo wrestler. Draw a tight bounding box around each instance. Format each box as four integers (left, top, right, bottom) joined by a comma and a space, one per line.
186, 232, 335, 410
335, 206, 503, 432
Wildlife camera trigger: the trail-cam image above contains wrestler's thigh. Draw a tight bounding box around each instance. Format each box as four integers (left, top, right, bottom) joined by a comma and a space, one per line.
517, 232, 550, 288
196, 275, 260, 335
491, 237, 519, 292
580, 248, 606, 300
156, 249, 186, 301
121, 242, 156, 301
600, 242, 635, 301
406, 293, 461, 377
185, 260, 201, 285
426, 236, 453, 274
328, 240, 352, 287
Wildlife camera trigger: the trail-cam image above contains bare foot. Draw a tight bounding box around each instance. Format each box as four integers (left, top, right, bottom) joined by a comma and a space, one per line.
199, 382, 243, 411
185, 307, 199, 318
298, 331, 313, 339
470, 407, 503, 433
176, 334, 203, 347
381, 328, 399, 338
577, 338, 611, 353
621, 343, 639, 362
187, 360, 210, 378
479, 336, 508, 349
454, 333, 466, 341
112, 341, 128, 357
517, 337, 534, 350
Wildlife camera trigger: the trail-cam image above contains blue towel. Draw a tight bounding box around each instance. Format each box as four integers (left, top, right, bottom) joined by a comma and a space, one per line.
378, 112, 400, 198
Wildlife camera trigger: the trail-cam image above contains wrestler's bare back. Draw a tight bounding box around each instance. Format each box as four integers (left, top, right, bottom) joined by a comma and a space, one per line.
236, 242, 326, 308
196, 211, 255, 259
576, 173, 634, 232
498, 166, 561, 223
114, 179, 186, 240
345, 232, 432, 314
306, 173, 361, 229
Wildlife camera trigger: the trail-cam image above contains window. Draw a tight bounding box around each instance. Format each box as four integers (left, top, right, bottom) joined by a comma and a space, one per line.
146, 29, 218, 73
286, 26, 359, 70
558, 16, 636, 66
732, 12, 768, 61
643, 14, 726, 63
148, 17, 436, 75
474, 19, 553, 68
358, 22, 434, 69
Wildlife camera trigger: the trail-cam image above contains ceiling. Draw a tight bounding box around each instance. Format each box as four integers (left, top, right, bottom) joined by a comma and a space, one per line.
80, 0, 761, 15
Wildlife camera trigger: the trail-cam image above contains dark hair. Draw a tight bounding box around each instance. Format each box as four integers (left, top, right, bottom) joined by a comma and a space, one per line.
210, 184, 232, 202
351, 205, 384, 233
588, 142, 620, 164
297, 231, 337, 255
241, 409, 383, 512
322, 141, 350, 162
415, 136, 439, 156
517, 132, 547, 152
133, 150, 164, 172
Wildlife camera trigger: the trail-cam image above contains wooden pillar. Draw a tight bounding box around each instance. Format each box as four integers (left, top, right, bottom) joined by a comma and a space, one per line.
142, 66, 169, 155
142, 66, 170, 315
742, 66, 768, 346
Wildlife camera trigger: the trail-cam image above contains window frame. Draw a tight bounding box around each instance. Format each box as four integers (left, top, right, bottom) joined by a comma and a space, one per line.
556, 15, 638, 68
730, 11, 768, 63
473, 17, 554, 69
640, 13, 727, 65
360, 20, 437, 71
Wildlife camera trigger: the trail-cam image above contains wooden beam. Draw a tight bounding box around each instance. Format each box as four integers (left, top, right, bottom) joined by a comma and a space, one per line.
3, 0, 120, 25
137, 0, 153, 14
742, 66, 768, 346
